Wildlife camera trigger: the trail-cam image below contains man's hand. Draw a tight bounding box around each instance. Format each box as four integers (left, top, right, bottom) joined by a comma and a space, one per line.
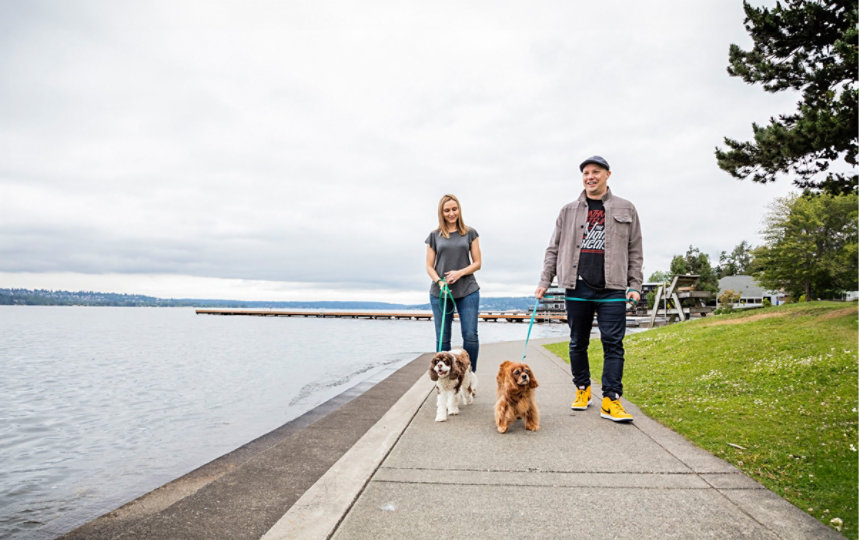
535, 287, 547, 299
626, 290, 641, 304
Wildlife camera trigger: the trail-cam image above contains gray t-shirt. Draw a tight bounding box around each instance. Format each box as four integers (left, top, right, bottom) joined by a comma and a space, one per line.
426, 228, 480, 299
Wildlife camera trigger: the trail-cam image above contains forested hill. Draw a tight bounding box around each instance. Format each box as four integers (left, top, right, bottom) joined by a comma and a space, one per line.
0, 288, 535, 311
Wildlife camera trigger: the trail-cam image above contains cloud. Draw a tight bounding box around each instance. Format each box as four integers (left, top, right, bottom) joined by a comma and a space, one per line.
0, 1, 808, 301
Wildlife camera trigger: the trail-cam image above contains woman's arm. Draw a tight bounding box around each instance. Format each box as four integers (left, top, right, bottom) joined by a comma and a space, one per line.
426, 245, 445, 286
444, 237, 482, 284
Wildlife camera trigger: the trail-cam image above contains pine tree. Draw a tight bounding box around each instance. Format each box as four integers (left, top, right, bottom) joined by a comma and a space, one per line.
715, 0, 858, 194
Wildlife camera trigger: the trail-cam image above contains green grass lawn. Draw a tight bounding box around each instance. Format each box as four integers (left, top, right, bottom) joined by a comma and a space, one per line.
545, 301, 858, 538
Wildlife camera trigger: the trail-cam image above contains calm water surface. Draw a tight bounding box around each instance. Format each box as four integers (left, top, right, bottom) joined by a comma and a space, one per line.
0, 306, 569, 539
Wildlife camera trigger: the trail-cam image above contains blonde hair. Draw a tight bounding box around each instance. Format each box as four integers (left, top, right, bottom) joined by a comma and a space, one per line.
437, 194, 469, 239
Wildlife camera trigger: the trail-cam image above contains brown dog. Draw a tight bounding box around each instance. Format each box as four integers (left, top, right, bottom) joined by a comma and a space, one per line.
494, 361, 539, 433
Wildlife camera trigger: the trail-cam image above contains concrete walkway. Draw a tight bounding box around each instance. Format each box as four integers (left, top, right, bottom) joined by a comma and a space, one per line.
264, 339, 841, 540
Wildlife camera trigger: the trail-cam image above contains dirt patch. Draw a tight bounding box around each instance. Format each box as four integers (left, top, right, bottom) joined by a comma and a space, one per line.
818, 306, 858, 321
701, 311, 790, 326
702, 306, 856, 327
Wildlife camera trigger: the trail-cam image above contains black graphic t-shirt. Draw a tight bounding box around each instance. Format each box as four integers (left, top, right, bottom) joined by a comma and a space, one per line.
577, 197, 606, 289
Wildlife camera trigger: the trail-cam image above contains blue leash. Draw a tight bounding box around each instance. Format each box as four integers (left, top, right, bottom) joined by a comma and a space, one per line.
437, 280, 453, 353
559, 295, 638, 309
544, 295, 628, 303
544, 294, 637, 308
520, 299, 540, 361
521, 295, 638, 360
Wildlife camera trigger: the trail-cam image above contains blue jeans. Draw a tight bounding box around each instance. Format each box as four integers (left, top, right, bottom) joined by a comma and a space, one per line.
565, 280, 627, 399
430, 289, 480, 372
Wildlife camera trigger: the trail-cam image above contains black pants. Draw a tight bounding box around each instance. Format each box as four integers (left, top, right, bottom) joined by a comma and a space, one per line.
565, 280, 627, 398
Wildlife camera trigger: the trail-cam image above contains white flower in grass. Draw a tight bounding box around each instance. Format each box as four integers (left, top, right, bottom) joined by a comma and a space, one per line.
850, 444, 856, 452
830, 517, 843, 532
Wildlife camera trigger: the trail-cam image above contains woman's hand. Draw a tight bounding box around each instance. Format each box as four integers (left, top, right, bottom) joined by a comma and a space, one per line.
436, 238, 481, 286
444, 269, 463, 284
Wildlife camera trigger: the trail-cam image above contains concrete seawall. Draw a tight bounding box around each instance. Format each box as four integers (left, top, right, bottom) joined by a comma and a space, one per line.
60, 352, 432, 539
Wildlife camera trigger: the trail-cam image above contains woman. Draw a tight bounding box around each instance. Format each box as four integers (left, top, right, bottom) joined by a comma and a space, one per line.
425, 194, 482, 372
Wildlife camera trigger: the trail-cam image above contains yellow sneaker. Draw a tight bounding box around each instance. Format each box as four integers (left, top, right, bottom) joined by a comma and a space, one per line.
570, 385, 591, 410
600, 397, 634, 422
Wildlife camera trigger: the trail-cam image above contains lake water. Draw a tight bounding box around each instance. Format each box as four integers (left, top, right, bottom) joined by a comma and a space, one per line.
0, 306, 570, 539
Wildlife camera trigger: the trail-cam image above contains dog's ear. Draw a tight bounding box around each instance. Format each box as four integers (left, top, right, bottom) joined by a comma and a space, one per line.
529, 372, 539, 389
497, 361, 512, 383
496, 361, 509, 386
502, 364, 517, 391
428, 361, 438, 381
454, 356, 469, 375
505, 374, 518, 393
448, 362, 460, 379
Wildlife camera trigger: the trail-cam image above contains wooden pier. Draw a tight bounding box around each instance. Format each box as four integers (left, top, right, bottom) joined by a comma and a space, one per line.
193, 308, 653, 327
194, 308, 567, 323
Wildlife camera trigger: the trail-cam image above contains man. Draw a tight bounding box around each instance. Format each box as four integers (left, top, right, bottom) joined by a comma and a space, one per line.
535, 155, 643, 422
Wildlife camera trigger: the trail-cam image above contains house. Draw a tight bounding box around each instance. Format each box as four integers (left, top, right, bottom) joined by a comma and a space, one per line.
538, 286, 566, 312
717, 275, 785, 308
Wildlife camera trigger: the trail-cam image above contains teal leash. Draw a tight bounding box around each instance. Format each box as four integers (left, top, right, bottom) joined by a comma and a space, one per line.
544, 294, 638, 309
520, 296, 623, 361
553, 296, 627, 303
520, 299, 540, 361
437, 280, 453, 353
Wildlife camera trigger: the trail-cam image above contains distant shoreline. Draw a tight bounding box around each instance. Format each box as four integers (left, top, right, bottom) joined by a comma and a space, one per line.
0, 288, 536, 311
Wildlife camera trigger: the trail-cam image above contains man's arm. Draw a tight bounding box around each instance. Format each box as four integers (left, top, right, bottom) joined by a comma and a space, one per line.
626, 206, 644, 299
536, 213, 563, 298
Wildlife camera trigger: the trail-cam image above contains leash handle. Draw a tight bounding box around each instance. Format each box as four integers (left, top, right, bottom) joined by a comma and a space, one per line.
521, 299, 540, 360
626, 297, 639, 313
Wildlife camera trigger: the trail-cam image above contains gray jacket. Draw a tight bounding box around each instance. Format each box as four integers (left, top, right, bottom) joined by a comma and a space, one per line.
539, 187, 643, 292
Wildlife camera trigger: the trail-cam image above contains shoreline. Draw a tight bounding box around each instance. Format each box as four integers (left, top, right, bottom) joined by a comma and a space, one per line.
3, 305, 570, 540
55, 333, 570, 539
58, 351, 436, 539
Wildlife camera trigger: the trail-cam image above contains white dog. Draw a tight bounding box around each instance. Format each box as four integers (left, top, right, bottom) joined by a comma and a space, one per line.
428, 349, 477, 422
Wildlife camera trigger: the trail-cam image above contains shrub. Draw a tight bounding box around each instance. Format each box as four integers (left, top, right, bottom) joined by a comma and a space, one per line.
718, 289, 741, 312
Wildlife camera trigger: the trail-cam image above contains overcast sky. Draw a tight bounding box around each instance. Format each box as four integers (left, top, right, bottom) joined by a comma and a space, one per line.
1, 1, 801, 303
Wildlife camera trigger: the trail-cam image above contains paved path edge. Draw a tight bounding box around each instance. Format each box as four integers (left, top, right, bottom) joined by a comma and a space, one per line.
260, 368, 433, 539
